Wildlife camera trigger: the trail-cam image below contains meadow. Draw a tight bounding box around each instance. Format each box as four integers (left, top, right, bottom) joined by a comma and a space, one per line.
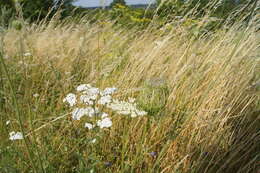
0, 8, 259, 173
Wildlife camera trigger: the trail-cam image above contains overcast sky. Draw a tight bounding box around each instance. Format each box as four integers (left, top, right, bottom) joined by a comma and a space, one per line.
73, 0, 156, 7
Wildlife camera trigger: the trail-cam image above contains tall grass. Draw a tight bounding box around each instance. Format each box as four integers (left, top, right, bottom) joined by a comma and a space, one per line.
0, 11, 259, 173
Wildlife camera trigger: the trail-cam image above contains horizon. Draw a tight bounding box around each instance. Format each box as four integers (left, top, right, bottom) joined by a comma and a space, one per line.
73, 0, 156, 7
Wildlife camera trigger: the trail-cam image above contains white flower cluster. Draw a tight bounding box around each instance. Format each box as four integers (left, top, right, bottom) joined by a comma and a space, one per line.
63, 84, 147, 130
107, 99, 147, 118
9, 131, 23, 141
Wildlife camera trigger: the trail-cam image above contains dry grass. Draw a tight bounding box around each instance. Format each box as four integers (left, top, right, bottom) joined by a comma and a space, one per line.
0, 17, 259, 173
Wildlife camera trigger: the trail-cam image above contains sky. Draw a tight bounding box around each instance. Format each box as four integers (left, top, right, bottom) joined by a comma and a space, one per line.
73, 0, 156, 7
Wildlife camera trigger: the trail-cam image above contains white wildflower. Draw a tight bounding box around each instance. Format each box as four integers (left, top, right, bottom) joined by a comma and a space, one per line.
6, 120, 10, 125
101, 112, 108, 118
118, 110, 131, 115
87, 87, 100, 96
101, 87, 117, 96
72, 108, 89, 120
86, 107, 99, 117
91, 138, 97, 143
107, 99, 147, 117
97, 117, 112, 128
128, 97, 136, 103
63, 93, 77, 107
98, 95, 112, 105
136, 110, 147, 116
24, 52, 31, 57
80, 95, 94, 105
89, 94, 98, 100
85, 123, 94, 130
9, 131, 23, 140
76, 84, 92, 92
33, 93, 39, 98
130, 112, 138, 118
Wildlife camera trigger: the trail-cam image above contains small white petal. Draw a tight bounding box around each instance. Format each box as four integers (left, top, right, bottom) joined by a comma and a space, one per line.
6, 120, 10, 125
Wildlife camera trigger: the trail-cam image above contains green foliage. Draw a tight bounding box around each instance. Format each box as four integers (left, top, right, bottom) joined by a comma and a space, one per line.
156, 0, 257, 20
109, 4, 152, 28
137, 78, 169, 116
0, 6, 15, 28
110, 0, 126, 8
11, 20, 23, 30
0, 0, 76, 25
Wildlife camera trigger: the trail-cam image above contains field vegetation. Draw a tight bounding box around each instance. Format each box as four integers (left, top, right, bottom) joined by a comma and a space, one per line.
0, 0, 259, 172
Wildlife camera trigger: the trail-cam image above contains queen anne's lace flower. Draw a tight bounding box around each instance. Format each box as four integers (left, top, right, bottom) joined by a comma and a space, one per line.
77, 84, 92, 92
63, 93, 77, 107
107, 99, 147, 117
72, 108, 88, 120
64, 84, 147, 132
86, 87, 99, 96
101, 87, 117, 96
80, 95, 94, 105
97, 117, 112, 128
9, 131, 23, 140
98, 95, 112, 105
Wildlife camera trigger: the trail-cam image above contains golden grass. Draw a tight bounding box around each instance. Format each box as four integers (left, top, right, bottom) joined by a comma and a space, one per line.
0, 17, 259, 172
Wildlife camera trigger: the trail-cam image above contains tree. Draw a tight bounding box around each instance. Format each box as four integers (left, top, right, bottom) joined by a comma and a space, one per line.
156, 0, 254, 19
21, 0, 75, 21
0, 0, 75, 22
110, 0, 126, 8
0, 0, 16, 27
0, 0, 14, 7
